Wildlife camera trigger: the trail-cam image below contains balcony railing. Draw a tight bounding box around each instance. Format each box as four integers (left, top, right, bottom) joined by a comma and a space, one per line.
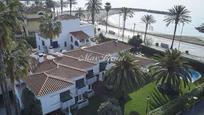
77, 99, 89, 109
61, 98, 75, 110
77, 86, 89, 95
86, 76, 97, 85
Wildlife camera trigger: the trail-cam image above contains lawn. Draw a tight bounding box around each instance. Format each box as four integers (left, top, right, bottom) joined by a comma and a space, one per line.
76, 81, 197, 115
125, 82, 197, 115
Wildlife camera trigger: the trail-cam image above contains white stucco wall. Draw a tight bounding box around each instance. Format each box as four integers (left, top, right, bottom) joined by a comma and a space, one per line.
80, 24, 94, 37
38, 85, 75, 114
36, 18, 94, 53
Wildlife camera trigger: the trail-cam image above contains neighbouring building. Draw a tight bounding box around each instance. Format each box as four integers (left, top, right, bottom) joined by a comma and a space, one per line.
35, 14, 94, 54
23, 6, 51, 33
15, 40, 132, 115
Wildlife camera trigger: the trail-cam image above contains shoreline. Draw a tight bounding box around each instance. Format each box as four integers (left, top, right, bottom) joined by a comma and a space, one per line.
103, 17, 204, 47
81, 8, 204, 46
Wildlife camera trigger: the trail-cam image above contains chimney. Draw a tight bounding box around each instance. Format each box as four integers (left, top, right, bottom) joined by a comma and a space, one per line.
38, 53, 44, 63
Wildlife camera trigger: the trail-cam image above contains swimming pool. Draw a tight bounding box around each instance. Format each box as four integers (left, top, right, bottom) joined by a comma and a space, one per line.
189, 69, 202, 82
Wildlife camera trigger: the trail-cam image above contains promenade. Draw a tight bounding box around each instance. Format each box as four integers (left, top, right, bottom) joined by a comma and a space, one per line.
96, 24, 204, 64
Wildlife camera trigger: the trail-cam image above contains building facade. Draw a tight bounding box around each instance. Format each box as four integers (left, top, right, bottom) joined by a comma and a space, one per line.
16, 40, 132, 115
35, 15, 94, 54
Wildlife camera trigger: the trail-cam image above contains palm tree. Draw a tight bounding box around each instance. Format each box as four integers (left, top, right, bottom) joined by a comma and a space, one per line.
75, 7, 85, 20
195, 23, 204, 33
164, 5, 191, 49
85, 0, 102, 25
104, 2, 111, 33
39, 14, 62, 49
35, 0, 42, 6
98, 98, 122, 115
0, 0, 28, 115
67, 0, 77, 15
46, 0, 56, 13
141, 14, 156, 45
59, 0, 68, 13
104, 52, 145, 114
121, 7, 134, 38
151, 49, 191, 94
60, 0, 63, 13
5, 39, 30, 115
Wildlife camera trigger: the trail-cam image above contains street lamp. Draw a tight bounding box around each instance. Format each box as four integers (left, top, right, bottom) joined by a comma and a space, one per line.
146, 96, 151, 113
104, 2, 111, 33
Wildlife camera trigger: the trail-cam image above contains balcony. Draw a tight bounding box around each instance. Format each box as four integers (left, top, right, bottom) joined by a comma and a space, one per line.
77, 86, 89, 95
86, 76, 97, 85
77, 99, 89, 109
86, 90, 95, 97
61, 98, 75, 110
60, 91, 75, 110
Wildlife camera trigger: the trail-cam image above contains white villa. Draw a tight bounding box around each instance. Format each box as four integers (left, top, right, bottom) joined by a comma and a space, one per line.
35, 14, 94, 54
15, 40, 132, 115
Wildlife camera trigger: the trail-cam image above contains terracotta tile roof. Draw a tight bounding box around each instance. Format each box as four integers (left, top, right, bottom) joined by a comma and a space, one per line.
85, 40, 132, 55
70, 31, 89, 41
25, 73, 73, 96
54, 56, 96, 70
63, 49, 104, 63
32, 60, 57, 73
46, 65, 87, 81
134, 56, 156, 67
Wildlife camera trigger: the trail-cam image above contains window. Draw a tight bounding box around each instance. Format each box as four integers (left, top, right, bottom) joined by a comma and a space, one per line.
38, 12, 44, 15
99, 62, 107, 72
64, 42, 67, 47
42, 40, 45, 46
86, 70, 94, 79
74, 41, 79, 46
71, 36, 73, 42
51, 41, 59, 48
60, 90, 72, 102
76, 78, 85, 89
70, 44, 74, 49
80, 39, 85, 43
38, 45, 40, 50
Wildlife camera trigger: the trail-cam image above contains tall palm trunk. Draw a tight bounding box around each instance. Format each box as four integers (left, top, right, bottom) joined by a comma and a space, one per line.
144, 24, 148, 45
69, 3, 72, 15
122, 17, 126, 39
0, 48, 12, 115
171, 22, 178, 49
60, 0, 63, 13
12, 84, 20, 115
53, 6, 55, 14
1, 82, 12, 115
91, 7, 95, 25
105, 11, 109, 33
119, 92, 126, 115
